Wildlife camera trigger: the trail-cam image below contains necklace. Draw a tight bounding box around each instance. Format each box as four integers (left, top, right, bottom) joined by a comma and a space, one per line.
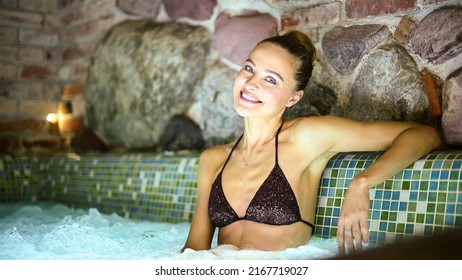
241, 150, 257, 166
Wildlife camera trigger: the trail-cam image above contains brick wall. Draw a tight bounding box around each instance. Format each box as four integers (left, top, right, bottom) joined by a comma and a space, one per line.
0, 0, 116, 153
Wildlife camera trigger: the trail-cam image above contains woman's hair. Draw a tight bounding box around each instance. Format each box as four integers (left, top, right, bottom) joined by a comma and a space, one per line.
258, 30, 316, 91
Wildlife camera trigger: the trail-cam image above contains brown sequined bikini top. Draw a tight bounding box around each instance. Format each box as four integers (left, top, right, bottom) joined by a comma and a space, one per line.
208, 123, 314, 230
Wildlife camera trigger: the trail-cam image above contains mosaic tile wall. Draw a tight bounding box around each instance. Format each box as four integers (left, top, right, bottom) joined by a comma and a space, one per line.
1, 150, 461, 245
0, 153, 199, 223
316, 151, 462, 245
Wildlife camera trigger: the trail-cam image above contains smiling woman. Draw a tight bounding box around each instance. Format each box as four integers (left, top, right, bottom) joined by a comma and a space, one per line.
181, 30, 441, 254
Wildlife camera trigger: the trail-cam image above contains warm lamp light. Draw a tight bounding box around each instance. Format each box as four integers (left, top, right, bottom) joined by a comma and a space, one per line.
47, 113, 58, 123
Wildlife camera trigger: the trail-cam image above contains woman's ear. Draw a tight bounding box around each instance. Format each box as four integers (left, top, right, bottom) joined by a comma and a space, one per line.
286, 90, 304, 108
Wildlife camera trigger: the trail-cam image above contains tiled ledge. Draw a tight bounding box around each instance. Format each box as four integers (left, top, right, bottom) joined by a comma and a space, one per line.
316, 151, 462, 244
1, 150, 461, 245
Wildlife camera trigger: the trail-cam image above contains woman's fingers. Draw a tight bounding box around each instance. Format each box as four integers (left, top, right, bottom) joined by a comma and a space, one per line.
338, 220, 369, 255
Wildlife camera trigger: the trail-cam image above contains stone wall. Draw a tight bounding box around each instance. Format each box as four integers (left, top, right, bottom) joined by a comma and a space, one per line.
0, 0, 461, 153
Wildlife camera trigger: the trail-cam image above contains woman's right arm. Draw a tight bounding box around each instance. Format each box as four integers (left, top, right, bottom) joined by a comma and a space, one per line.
181, 148, 217, 252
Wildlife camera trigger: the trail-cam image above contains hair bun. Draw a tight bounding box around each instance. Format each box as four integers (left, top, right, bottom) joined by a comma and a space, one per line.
285, 30, 316, 62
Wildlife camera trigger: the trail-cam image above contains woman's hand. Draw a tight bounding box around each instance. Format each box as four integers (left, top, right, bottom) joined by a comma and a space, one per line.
337, 178, 370, 255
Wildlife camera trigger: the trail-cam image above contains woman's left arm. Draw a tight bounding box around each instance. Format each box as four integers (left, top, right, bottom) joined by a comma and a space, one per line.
317, 117, 442, 255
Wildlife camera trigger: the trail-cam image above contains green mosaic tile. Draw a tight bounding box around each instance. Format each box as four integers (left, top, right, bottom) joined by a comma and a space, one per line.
381, 211, 389, 220
456, 205, 462, 215
416, 213, 425, 223
412, 171, 421, 179
407, 213, 415, 223
385, 181, 393, 189
448, 193, 457, 203
425, 214, 435, 224
388, 222, 396, 232
327, 198, 334, 206
435, 214, 445, 225
455, 216, 462, 226
325, 207, 333, 216
402, 181, 410, 190
421, 181, 429, 190
389, 212, 397, 221
439, 181, 448, 191
334, 198, 342, 207
436, 203, 446, 213
418, 192, 427, 201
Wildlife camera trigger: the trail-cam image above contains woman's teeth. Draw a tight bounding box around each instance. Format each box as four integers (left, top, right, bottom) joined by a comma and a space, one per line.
241, 91, 260, 103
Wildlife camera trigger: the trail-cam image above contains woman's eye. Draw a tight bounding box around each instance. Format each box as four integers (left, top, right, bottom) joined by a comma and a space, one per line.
265, 77, 277, 85
244, 65, 253, 73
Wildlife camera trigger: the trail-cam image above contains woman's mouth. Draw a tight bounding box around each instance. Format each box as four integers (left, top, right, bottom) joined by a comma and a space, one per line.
240, 91, 261, 103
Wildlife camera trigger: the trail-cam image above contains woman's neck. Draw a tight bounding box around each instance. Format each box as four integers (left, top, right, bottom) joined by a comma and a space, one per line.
241, 117, 283, 152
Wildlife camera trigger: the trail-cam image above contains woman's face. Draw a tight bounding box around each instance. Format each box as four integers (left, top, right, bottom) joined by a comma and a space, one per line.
233, 42, 302, 118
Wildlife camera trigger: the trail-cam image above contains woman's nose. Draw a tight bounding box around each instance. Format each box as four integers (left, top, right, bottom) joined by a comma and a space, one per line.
244, 75, 259, 91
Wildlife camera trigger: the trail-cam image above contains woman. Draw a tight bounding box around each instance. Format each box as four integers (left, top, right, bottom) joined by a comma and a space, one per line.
181, 31, 441, 255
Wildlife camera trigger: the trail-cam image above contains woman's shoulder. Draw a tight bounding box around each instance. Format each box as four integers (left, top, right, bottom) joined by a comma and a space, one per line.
288, 115, 344, 126
285, 115, 331, 135
286, 115, 352, 137
198, 140, 236, 167
284, 116, 346, 156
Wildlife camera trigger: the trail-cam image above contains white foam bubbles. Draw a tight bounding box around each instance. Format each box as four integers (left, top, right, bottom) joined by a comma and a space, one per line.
0, 203, 339, 260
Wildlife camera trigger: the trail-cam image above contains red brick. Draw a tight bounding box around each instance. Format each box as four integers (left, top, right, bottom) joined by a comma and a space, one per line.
63, 21, 99, 42
43, 14, 61, 30
0, 98, 18, 115
0, 119, 47, 133
4, 81, 42, 99
20, 65, 58, 79
62, 46, 86, 61
421, 68, 442, 117
43, 83, 60, 99
65, 62, 89, 80
19, 29, 59, 47
18, 47, 44, 61
346, 0, 417, 19
60, 8, 84, 25
19, 0, 59, 13
87, 0, 116, 19
0, 63, 17, 78
0, 26, 17, 43
62, 83, 84, 97
19, 99, 58, 116
0, 9, 43, 28
0, 46, 44, 62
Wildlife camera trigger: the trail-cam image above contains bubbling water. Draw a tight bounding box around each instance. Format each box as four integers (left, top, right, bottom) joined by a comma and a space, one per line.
0, 203, 338, 260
